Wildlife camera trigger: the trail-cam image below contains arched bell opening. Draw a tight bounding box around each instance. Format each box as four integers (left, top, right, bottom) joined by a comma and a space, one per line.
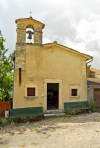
26, 27, 34, 43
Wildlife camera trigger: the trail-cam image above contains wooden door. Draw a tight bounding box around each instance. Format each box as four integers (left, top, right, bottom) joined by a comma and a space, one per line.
94, 89, 100, 108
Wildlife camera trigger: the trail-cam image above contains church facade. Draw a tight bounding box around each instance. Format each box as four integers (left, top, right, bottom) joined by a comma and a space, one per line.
13, 17, 92, 111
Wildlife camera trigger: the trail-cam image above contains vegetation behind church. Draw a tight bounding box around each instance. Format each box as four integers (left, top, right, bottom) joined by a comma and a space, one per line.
0, 30, 14, 102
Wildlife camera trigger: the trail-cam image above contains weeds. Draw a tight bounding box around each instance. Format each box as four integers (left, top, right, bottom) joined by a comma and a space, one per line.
13, 118, 22, 123
65, 108, 76, 117
0, 118, 2, 126
6, 116, 12, 125
72, 112, 76, 115
82, 102, 87, 109
77, 102, 81, 108
45, 114, 67, 120
90, 100, 99, 112
65, 108, 72, 116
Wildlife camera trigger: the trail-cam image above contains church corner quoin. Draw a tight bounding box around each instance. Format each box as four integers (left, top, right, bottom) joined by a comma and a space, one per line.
13, 17, 93, 111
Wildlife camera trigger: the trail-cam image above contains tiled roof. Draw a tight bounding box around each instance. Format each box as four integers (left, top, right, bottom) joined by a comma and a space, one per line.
87, 78, 100, 86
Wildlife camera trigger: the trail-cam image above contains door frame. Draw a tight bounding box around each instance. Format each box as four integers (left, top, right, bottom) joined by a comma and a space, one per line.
44, 79, 63, 111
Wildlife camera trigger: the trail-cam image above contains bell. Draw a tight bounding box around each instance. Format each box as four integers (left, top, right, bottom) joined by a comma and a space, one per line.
26, 30, 34, 40
28, 32, 32, 40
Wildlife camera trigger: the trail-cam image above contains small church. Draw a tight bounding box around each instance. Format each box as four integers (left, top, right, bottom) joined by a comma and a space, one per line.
13, 16, 93, 111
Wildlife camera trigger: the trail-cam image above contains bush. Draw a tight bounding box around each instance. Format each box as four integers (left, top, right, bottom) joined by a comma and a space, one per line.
13, 118, 22, 123
6, 117, 12, 125
65, 108, 73, 116
90, 101, 99, 112
0, 119, 2, 125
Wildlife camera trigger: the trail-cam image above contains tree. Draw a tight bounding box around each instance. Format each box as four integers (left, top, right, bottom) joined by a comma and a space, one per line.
0, 30, 14, 102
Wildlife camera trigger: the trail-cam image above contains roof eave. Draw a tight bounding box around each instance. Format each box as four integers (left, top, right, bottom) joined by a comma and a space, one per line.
87, 85, 100, 87
15, 17, 45, 29
43, 42, 93, 60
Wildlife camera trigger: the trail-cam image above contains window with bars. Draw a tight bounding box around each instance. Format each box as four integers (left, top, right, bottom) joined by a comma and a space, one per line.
27, 88, 35, 96
71, 89, 77, 96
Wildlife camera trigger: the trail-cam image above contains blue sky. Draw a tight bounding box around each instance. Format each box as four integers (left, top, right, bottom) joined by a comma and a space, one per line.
0, 0, 100, 69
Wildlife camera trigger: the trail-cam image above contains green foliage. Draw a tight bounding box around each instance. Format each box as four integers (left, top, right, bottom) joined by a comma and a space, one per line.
6, 117, 12, 125
81, 102, 88, 113
72, 111, 76, 115
77, 102, 81, 108
65, 108, 73, 116
81, 109, 86, 114
0, 118, 2, 125
90, 100, 99, 112
13, 118, 22, 123
82, 102, 87, 108
89, 75, 95, 78
0, 30, 14, 102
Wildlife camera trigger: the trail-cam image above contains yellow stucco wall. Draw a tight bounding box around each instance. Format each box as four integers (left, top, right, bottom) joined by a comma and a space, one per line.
13, 43, 89, 110
13, 17, 92, 111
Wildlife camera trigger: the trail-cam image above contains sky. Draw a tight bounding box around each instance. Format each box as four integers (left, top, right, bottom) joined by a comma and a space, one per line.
0, 0, 100, 69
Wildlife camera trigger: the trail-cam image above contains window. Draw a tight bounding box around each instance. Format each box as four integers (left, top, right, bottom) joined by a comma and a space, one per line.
19, 68, 21, 84
24, 83, 38, 99
70, 84, 80, 98
27, 88, 35, 96
71, 89, 77, 96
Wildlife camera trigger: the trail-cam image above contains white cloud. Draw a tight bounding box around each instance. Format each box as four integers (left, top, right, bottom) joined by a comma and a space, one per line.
0, 0, 9, 10
75, 14, 100, 43
1, 0, 100, 69
43, 38, 51, 44
66, 39, 86, 53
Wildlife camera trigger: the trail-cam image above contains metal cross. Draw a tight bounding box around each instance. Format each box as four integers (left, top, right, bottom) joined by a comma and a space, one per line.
29, 11, 32, 16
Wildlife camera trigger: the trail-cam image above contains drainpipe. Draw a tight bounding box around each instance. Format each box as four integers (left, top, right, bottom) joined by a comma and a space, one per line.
86, 57, 93, 65
86, 57, 93, 77
86, 57, 93, 103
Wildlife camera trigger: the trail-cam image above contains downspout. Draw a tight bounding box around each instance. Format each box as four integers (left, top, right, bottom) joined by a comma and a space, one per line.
86, 57, 93, 77
86, 57, 93, 65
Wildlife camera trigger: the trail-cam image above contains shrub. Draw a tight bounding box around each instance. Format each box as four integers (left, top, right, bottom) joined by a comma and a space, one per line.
6, 117, 12, 125
0, 119, 2, 125
90, 100, 99, 112
13, 118, 22, 123
65, 108, 72, 116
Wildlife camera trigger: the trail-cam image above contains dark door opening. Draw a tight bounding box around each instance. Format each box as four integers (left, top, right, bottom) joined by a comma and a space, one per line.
47, 83, 59, 110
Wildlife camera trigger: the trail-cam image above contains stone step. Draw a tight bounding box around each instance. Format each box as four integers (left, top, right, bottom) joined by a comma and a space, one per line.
44, 113, 65, 117
44, 109, 64, 114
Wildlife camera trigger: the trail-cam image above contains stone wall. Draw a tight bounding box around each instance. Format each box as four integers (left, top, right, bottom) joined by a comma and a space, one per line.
87, 87, 93, 103
15, 17, 45, 71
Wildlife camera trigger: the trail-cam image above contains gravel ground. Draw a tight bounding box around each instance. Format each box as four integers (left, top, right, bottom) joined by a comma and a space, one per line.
1, 112, 100, 148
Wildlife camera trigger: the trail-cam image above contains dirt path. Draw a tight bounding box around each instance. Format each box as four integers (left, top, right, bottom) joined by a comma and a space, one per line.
1, 112, 100, 148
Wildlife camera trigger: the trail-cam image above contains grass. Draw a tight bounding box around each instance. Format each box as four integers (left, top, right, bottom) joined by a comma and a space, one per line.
0, 108, 97, 126
44, 114, 69, 120
0, 114, 72, 127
